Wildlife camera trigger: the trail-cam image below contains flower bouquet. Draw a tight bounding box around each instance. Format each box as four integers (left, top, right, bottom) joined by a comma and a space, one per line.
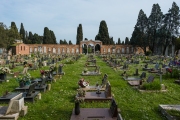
16, 73, 32, 87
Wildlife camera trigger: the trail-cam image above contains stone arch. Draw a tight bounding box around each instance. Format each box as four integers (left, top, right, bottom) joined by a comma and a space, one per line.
80, 40, 102, 54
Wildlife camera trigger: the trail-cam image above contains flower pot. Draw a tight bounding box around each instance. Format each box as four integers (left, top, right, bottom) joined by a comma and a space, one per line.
19, 81, 25, 88
74, 102, 80, 115
0, 73, 6, 80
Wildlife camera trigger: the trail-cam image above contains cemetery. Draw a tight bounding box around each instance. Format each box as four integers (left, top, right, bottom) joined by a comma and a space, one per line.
0, 0, 179, 119
0, 49, 180, 120
0, 52, 180, 120
0, 54, 180, 120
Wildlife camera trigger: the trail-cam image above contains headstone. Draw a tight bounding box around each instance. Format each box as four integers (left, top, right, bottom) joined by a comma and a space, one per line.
145, 64, 148, 68
140, 72, 146, 78
146, 76, 155, 83
105, 82, 111, 98
57, 65, 62, 73
27, 82, 37, 96
5, 93, 23, 114
155, 63, 159, 70
110, 99, 118, 117
135, 69, 138, 75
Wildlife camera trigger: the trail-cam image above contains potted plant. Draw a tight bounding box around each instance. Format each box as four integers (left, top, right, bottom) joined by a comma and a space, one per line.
77, 89, 86, 97
0, 67, 12, 80
16, 73, 31, 88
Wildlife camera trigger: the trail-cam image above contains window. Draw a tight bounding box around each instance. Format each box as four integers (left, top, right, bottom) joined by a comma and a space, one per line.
21, 46, 22, 50
24, 46, 25, 50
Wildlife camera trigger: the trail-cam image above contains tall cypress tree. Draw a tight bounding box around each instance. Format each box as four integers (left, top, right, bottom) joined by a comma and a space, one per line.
76, 24, 83, 45
10, 21, 20, 40
28, 31, 33, 44
125, 37, 129, 45
50, 30, 56, 44
118, 38, 121, 45
20, 23, 25, 43
43, 27, 51, 44
95, 20, 110, 45
69, 40, 72, 45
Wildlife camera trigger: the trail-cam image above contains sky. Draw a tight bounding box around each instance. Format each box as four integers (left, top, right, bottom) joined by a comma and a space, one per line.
0, 0, 179, 44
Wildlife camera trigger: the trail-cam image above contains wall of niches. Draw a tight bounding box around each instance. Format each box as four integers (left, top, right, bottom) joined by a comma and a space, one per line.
15, 43, 144, 55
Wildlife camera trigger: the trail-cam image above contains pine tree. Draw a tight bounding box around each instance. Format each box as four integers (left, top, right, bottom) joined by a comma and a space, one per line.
135, 9, 148, 53
76, 24, 83, 45
148, 3, 163, 54
160, 2, 180, 55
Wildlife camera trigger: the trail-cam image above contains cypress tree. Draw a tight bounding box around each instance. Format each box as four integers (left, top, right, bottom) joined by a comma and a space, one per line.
76, 24, 83, 45
118, 38, 121, 45
69, 40, 72, 45
125, 37, 129, 45
28, 31, 33, 43
20, 23, 25, 43
50, 30, 56, 44
95, 20, 111, 45
43, 27, 51, 44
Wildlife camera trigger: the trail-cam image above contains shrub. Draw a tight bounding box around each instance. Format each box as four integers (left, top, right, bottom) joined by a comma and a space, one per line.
145, 50, 152, 56
142, 81, 161, 90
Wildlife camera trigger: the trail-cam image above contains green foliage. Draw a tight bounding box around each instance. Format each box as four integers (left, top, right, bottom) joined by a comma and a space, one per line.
145, 50, 152, 56
76, 24, 83, 45
95, 20, 112, 45
43, 27, 56, 44
19, 23, 25, 43
171, 68, 179, 78
142, 80, 161, 90
125, 37, 129, 45
118, 38, 121, 45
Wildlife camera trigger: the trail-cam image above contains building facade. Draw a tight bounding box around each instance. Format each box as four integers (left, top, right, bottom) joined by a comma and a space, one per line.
11, 40, 144, 55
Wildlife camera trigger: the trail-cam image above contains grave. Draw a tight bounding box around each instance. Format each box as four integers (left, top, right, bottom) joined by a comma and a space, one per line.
15, 78, 47, 92
53, 65, 65, 76
0, 93, 28, 120
70, 99, 121, 120
81, 66, 101, 76
123, 72, 146, 81
79, 74, 108, 91
142, 64, 151, 71
0, 73, 7, 83
79, 81, 113, 102
133, 69, 139, 76
159, 104, 180, 120
0, 82, 40, 103
28, 63, 38, 70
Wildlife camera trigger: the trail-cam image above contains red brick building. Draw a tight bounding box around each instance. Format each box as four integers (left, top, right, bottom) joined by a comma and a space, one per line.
11, 40, 144, 55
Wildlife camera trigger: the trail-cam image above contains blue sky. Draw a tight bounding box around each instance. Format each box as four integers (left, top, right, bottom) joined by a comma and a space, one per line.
0, 0, 179, 44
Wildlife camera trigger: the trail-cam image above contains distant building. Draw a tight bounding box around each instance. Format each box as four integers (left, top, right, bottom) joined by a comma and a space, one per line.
10, 39, 144, 55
